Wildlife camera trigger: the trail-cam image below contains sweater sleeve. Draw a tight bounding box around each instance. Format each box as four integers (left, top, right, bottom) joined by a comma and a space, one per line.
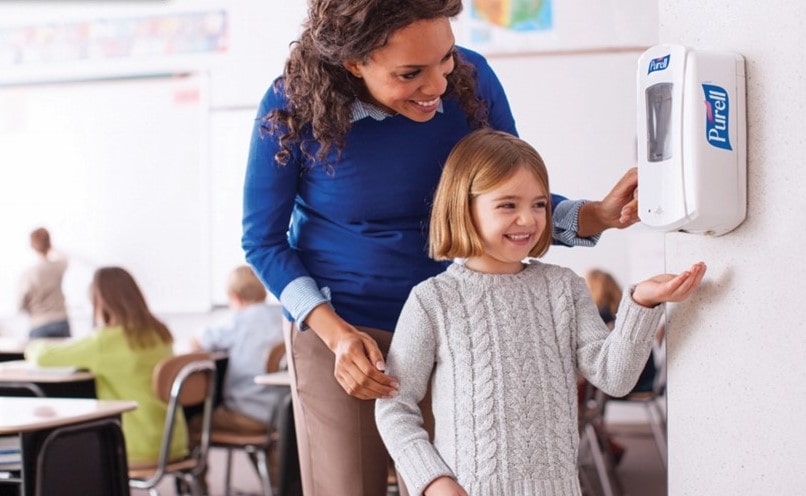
376, 291, 455, 495
241, 81, 329, 324
572, 275, 663, 397
25, 333, 100, 371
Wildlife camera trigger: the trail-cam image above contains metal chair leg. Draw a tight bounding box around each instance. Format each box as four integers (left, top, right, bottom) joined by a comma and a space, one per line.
252, 448, 274, 496
224, 448, 234, 495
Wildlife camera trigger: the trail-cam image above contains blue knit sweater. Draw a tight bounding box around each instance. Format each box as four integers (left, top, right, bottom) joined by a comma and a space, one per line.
243, 47, 585, 332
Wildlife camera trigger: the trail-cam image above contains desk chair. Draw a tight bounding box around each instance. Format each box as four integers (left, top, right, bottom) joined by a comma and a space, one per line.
578, 381, 624, 496
129, 353, 216, 496
209, 342, 287, 496
608, 340, 667, 467
36, 417, 130, 496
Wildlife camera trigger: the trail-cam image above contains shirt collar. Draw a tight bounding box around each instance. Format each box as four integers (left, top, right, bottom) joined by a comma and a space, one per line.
349, 99, 445, 123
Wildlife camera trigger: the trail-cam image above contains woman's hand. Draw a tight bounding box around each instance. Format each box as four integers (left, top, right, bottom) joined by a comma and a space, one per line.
632, 262, 707, 308
305, 304, 399, 400
424, 476, 468, 496
577, 167, 640, 237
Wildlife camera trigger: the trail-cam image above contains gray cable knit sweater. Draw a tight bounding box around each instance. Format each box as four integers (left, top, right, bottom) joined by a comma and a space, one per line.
376, 261, 663, 496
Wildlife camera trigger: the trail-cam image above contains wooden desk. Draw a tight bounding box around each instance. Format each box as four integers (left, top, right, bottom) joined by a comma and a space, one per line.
0, 397, 136, 496
0, 361, 96, 398
0, 339, 25, 364
254, 370, 291, 387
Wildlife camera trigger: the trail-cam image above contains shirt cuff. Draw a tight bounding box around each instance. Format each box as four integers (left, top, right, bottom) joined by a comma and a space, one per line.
279, 276, 332, 331
552, 199, 601, 247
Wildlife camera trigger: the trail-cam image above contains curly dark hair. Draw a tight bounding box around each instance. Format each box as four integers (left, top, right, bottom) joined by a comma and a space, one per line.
264, 0, 489, 167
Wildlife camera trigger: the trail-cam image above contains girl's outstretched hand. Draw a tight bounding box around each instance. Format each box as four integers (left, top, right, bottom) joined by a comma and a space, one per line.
631, 262, 707, 308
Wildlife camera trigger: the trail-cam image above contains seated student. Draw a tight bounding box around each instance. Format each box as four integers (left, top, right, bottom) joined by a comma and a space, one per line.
25, 266, 187, 466
18, 227, 71, 338
187, 265, 285, 490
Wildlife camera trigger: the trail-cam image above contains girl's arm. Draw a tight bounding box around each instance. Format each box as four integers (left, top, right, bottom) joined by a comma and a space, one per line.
576, 263, 706, 396
25, 334, 99, 370
375, 292, 456, 496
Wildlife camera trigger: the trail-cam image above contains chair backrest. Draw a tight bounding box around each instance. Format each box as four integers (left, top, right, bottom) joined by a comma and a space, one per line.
36, 417, 130, 496
153, 351, 215, 406
147, 353, 217, 483
265, 341, 287, 374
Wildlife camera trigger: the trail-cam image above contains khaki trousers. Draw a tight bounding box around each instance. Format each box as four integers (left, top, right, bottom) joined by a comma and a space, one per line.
284, 320, 434, 496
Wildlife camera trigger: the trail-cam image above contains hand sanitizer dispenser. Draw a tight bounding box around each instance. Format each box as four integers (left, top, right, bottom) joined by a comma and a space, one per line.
636, 44, 747, 236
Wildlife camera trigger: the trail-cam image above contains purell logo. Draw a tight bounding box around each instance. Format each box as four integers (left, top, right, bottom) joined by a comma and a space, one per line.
647, 54, 670, 74
703, 83, 732, 150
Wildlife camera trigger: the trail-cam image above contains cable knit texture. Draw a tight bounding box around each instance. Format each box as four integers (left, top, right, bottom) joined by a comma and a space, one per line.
376, 261, 663, 496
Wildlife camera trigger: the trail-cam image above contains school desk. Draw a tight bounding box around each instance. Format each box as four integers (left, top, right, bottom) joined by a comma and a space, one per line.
0, 361, 95, 398
0, 397, 137, 496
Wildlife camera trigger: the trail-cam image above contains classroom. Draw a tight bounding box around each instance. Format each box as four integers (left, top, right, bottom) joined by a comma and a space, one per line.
1, 0, 803, 495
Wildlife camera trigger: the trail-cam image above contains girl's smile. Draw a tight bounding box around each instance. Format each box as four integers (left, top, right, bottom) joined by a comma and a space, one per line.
465, 166, 549, 274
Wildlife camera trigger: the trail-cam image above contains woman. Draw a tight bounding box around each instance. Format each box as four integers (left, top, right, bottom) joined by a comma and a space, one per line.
242, 1, 639, 494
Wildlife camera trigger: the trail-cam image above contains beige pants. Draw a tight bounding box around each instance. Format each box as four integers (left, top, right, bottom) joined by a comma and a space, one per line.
284, 320, 433, 496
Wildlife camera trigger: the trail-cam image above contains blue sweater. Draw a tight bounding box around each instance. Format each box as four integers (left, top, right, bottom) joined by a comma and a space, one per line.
243, 47, 581, 332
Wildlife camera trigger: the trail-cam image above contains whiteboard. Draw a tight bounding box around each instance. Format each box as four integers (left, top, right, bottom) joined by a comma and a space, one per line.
0, 74, 212, 319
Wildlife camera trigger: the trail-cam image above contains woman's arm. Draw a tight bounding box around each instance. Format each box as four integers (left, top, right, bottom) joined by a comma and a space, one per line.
242, 81, 330, 326
577, 167, 640, 238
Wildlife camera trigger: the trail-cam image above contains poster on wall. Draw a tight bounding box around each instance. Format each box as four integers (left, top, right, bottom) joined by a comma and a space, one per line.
453, 0, 657, 56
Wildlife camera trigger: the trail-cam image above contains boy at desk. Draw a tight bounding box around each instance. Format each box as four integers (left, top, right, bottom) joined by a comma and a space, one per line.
187, 265, 284, 488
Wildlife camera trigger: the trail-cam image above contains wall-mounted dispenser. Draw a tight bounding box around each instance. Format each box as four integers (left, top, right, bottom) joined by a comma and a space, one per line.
636, 44, 747, 236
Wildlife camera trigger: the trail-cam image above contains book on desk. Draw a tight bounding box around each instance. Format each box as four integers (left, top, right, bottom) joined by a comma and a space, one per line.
0, 435, 21, 473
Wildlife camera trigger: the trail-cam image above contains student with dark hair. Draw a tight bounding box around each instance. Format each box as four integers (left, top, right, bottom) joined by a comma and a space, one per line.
18, 227, 71, 338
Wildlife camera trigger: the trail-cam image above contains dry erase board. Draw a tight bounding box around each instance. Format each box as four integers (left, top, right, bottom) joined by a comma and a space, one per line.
0, 74, 212, 317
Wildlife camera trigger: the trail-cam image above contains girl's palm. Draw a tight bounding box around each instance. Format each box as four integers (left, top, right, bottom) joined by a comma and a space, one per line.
632, 262, 707, 307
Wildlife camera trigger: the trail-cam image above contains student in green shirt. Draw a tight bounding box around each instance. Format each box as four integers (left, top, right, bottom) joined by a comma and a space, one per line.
25, 266, 188, 466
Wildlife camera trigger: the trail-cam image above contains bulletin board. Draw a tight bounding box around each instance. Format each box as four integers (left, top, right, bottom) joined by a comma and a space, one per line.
0, 74, 212, 317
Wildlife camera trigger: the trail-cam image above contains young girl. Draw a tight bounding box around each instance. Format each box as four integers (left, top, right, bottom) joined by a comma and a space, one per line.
375, 129, 706, 496
25, 266, 188, 466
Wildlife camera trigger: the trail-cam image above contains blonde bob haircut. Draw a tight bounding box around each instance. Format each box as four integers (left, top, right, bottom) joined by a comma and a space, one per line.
429, 128, 552, 261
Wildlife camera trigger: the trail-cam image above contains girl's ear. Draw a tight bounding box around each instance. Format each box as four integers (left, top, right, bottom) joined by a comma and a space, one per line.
343, 60, 363, 79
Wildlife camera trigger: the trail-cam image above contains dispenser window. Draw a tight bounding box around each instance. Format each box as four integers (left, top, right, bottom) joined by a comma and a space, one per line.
646, 83, 673, 162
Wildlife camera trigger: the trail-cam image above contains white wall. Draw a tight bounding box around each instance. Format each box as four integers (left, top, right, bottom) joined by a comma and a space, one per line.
659, 2, 806, 494
0, 0, 302, 336
0, 2, 659, 335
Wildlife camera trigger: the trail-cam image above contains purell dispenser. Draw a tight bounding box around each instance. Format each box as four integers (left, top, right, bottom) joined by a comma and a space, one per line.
637, 44, 747, 236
